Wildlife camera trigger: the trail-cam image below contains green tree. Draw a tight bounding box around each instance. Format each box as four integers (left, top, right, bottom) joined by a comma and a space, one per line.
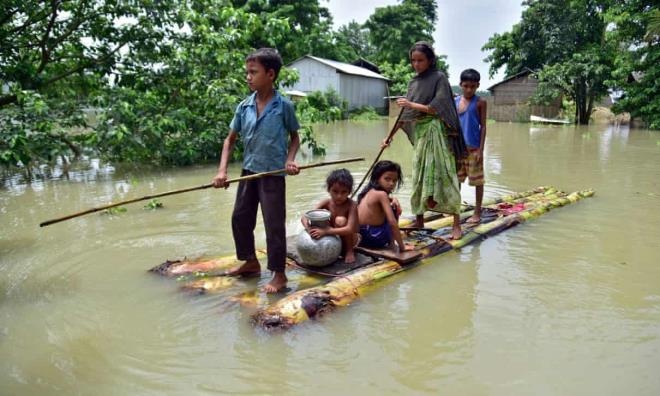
404, 0, 438, 24
605, 1, 660, 128
0, 0, 182, 171
332, 21, 375, 62
364, 1, 435, 65
236, 0, 337, 62
89, 4, 295, 165
482, 0, 613, 124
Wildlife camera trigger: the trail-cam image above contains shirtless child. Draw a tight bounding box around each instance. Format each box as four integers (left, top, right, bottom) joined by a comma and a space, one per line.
302, 169, 359, 263
356, 160, 414, 252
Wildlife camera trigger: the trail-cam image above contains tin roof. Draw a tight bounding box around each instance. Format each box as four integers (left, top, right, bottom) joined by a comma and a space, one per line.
289, 55, 389, 81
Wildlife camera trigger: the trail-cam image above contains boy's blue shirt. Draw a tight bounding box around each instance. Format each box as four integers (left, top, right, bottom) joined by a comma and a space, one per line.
230, 90, 300, 173
454, 95, 481, 149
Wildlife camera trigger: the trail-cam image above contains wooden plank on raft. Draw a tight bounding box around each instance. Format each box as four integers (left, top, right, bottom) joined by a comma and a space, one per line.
354, 246, 423, 265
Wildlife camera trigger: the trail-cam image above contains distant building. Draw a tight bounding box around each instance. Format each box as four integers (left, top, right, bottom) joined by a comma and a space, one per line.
286, 55, 389, 112
486, 68, 561, 122
352, 58, 381, 74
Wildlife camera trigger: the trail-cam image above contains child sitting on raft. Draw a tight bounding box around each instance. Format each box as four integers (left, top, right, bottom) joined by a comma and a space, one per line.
302, 168, 359, 263
357, 160, 414, 252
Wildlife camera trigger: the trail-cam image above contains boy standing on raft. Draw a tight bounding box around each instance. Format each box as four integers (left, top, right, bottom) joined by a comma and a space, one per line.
455, 69, 487, 223
212, 48, 300, 293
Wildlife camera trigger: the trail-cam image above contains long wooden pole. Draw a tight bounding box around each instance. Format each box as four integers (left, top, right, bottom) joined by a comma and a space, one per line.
351, 108, 404, 198
39, 157, 364, 227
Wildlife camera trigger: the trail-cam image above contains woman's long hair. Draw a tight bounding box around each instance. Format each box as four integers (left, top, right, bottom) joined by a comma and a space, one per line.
409, 41, 437, 70
357, 160, 403, 204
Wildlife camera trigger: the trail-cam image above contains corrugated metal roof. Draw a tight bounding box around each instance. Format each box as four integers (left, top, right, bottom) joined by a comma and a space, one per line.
289, 55, 389, 81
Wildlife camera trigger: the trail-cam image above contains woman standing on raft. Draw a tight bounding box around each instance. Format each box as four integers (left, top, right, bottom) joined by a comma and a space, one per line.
385, 41, 467, 239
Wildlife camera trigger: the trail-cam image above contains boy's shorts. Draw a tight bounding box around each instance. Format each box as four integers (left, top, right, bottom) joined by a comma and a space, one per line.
457, 148, 485, 186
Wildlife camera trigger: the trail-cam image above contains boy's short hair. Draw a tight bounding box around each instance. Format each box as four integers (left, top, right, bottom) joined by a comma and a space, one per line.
246, 48, 283, 79
460, 69, 481, 83
326, 168, 353, 192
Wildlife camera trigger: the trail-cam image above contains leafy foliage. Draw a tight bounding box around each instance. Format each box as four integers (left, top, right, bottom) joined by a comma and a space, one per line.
295, 88, 348, 124
483, 0, 615, 125
0, 0, 179, 170
364, 1, 436, 65
605, 1, 660, 128
0, 0, 458, 177
349, 107, 383, 121
483, 0, 658, 127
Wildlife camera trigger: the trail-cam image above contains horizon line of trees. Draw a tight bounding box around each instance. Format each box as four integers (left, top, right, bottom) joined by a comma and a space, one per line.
1, 0, 657, 180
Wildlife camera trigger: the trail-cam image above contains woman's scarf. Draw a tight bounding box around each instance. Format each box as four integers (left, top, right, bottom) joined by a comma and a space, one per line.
399, 68, 467, 161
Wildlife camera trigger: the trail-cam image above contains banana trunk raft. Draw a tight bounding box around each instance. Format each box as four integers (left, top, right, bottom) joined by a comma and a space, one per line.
252, 189, 594, 330
147, 187, 593, 329
150, 186, 553, 280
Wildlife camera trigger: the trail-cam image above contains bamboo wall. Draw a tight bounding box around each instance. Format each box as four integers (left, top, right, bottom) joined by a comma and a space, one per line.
488, 74, 561, 122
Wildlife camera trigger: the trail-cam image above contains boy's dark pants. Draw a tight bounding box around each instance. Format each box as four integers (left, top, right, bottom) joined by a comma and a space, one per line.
231, 170, 286, 272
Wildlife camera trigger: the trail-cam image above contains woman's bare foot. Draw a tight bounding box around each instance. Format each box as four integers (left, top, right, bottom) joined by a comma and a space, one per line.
426, 196, 437, 209
263, 271, 287, 293
344, 249, 356, 264
224, 258, 261, 276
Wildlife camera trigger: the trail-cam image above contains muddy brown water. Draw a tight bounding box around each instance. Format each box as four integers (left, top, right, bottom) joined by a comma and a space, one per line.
1, 120, 659, 394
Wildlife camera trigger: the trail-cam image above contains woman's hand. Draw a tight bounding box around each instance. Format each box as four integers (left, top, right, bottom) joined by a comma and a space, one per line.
396, 98, 412, 108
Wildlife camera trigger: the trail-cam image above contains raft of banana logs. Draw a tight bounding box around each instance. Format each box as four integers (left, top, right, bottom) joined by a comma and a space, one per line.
149, 186, 594, 330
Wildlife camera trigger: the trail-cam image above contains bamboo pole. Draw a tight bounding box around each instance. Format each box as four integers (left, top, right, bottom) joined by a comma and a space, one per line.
351, 108, 404, 199
39, 157, 364, 227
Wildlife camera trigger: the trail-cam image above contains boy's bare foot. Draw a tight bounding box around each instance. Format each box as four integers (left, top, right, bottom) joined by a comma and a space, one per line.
224, 258, 261, 277
262, 271, 287, 293
466, 213, 481, 224
426, 196, 437, 209
344, 250, 356, 264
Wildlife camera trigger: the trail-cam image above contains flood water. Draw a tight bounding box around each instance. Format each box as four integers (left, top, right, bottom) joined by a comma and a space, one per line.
1, 119, 659, 395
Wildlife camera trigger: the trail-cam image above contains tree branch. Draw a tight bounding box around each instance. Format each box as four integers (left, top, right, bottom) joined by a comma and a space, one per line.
43, 41, 127, 86
36, 0, 60, 74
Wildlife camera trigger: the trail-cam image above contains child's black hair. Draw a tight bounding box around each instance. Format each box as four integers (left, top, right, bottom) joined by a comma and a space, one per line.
357, 160, 403, 204
409, 41, 437, 70
460, 68, 481, 83
326, 168, 354, 192
246, 48, 283, 79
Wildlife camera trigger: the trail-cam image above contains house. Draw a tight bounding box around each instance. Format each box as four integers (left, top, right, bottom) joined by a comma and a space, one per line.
286, 55, 389, 112
486, 68, 561, 122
